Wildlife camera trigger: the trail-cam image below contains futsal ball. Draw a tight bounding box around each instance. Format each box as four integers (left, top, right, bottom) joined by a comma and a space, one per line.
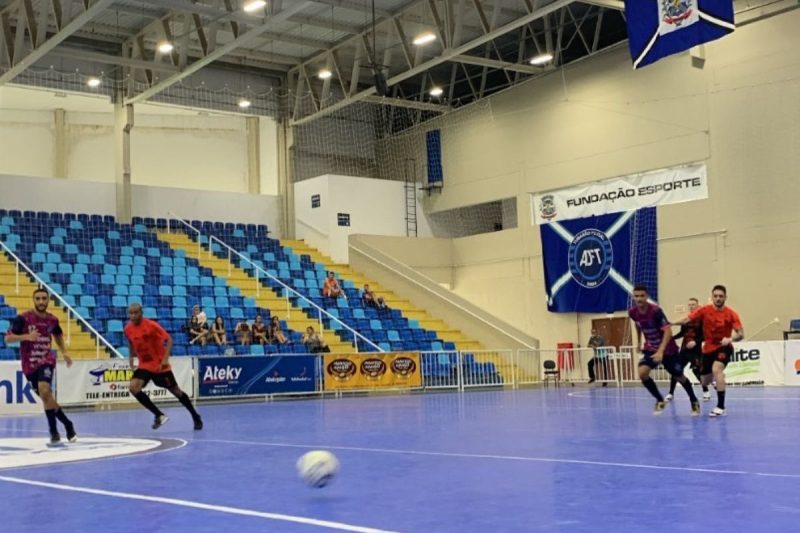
296, 450, 339, 488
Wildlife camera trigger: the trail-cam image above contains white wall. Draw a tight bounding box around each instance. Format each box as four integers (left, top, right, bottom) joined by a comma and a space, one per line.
294, 174, 432, 263
0, 174, 282, 230
363, 10, 800, 350
0, 85, 279, 195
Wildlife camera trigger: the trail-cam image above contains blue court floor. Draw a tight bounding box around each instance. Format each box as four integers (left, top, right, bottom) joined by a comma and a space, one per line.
2, 386, 800, 532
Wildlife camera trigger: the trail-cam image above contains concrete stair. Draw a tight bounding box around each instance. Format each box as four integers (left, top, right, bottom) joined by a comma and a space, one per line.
281, 239, 483, 352
157, 232, 355, 353
0, 253, 111, 360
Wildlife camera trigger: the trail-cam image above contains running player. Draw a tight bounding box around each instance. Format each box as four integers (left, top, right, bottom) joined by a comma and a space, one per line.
676, 285, 743, 417
666, 297, 710, 402
124, 303, 203, 430
629, 285, 700, 416
4, 288, 77, 445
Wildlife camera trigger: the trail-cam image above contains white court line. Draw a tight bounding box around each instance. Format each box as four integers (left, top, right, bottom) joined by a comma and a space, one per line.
0, 475, 398, 533
200, 438, 800, 480
566, 391, 800, 401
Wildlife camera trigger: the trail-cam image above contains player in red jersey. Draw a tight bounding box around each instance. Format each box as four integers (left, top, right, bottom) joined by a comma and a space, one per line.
676, 285, 743, 417
666, 297, 709, 402
124, 303, 202, 430
5, 288, 77, 445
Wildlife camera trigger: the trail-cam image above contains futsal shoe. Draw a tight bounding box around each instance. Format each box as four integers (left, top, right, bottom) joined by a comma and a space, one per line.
193, 416, 203, 431
691, 401, 701, 416
48, 431, 62, 447
653, 401, 666, 415
152, 414, 169, 429
65, 423, 78, 443
665, 393, 674, 402
709, 407, 726, 417
703, 391, 711, 401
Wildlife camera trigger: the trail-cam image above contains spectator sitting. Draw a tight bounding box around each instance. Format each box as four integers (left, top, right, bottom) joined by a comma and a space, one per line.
211, 316, 227, 346
235, 321, 252, 346
251, 315, 268, 345
268, 316, 288, 345
322, 271, 343, 299
302, 326, 330, 353
192, 305, 208, 326
362, 284, 387, 310
188, 315, 209, 346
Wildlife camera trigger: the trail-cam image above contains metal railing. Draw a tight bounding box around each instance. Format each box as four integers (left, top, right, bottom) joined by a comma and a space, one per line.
349, 239, 538, 350
0, 239, 123, 360
166, 213, 383, 353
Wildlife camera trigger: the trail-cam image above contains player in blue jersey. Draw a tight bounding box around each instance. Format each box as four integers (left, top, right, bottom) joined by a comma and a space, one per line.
629, 285, 700, 416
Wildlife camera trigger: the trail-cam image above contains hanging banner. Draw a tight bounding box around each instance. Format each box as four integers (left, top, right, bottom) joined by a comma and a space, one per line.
55, 358, 195, 406
0, 361, 43, 415
324, 353, 422, 391
531, 164, 708, 224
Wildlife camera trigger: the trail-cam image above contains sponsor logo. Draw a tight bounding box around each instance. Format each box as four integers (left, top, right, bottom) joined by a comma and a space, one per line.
89, 365, 134, 386
567, 229, 613, 288
539, 195, 557, 220
360, 358, 387, 380
265, 370, 287, 384
0, 371, 36, 404
794, 358, 800, 375
390, 357, 417, 378
661, 0, 693, 26
291, 366, 312, 383
202, 365, 243, 384
327, 359, 357, 381
726, 348, 761, 378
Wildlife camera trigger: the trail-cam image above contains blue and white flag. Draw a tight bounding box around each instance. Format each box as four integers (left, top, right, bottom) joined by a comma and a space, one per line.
625, 0, 735, 69
540, 208, 657, 313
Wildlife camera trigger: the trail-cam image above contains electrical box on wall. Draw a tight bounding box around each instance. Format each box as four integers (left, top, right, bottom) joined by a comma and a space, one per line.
337, 213, 350, 227
311, 194, 320, 208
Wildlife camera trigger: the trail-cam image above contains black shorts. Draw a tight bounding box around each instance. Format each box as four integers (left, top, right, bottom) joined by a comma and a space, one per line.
701, 346, 733, 375
639, 351, 685, 377
25, 364, 55, 392
132, 368, 177, 389
680, 349, 703, 370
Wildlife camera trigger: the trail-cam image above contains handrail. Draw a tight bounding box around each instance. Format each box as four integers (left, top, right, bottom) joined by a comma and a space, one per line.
295, 217, 328, 239
0, 239, 123, 360
350, 239, 539, 350
167, 212, 383, 353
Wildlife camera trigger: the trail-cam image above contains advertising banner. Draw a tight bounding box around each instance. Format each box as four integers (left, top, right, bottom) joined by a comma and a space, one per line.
198, 355, 318, 397
0, 361, 42, 415
324, 352, 422, 391
56, 358, 195, 406
532, 164, 708, 224
782, 341, 800, 386
725, 341, 785, 386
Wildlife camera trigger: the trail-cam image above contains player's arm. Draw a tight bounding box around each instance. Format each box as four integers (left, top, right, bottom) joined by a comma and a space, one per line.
653, 326, 673, 363
51, 323, 72, 368
672, 324, 686, 340
722, 312, 744, 346
126, 338, 137, 370
158, 323, 173, 369
634, 324, 642, 353
5, 316, 38, 343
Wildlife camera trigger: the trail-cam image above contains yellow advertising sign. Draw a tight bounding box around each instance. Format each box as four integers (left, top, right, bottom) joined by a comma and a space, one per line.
323, 352, 422, 390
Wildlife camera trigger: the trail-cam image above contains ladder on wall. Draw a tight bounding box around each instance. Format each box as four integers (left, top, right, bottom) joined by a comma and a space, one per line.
404, 159, 418, 237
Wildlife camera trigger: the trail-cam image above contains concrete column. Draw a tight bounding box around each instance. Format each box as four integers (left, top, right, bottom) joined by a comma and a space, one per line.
54, 108, 67, 178
277, 118, 295, 239
114, 92, 134, 223
246, 116, 261, 194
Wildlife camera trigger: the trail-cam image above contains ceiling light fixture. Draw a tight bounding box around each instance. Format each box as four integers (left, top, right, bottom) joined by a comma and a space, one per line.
429, 87, 443, 97
318, 68, 332, 80
243, 0, 267, 13
86, 77, 101, 88
413, 32, 437, 46
529, 53, 554, 66
157, 41, 174, 54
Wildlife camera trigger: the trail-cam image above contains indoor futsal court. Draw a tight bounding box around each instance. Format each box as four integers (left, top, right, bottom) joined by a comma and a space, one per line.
4, 388, 800, 532
2, 0, 800, 532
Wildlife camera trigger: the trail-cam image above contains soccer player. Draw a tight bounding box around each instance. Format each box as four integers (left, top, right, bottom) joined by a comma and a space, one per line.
666, 297, 710, 402
4, 288, 77, 445
676, 285, 743, 417
629, 285, 700, 416
124, 303, 203, 430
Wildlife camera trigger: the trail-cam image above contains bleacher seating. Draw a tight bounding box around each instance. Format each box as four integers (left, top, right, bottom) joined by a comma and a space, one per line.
176, 219, 456, 354
0, 296, 19, 360
0, 211, 307, 357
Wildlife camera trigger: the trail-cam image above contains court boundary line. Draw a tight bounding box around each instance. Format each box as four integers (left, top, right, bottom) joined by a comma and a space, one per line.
566, 391, 800, 401
0, 475, 399, 533
201, 438, 800, 480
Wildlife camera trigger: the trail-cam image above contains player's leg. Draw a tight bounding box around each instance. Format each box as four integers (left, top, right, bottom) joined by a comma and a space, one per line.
664, 355, 700, 415
710, 357, 728, 417
691, 354, 710, 399
155, 372, 203, 430
129, 371, 168, 428
638, 358, 665, 413
587, 357, 596, 383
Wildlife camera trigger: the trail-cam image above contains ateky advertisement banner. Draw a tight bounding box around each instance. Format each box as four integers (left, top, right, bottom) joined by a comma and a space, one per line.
0, 361, 43, 415
531, 164, 708, 224
198, 355, 318, 398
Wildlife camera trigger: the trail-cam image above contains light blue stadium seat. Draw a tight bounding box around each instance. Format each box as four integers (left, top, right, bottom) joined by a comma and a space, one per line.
127, 296, 142, 306
118, 265, 132, 276
370, 319, 382, 329
408, 320, 420, 329
174, 286, 187, 297
230, 308, 244, 320
133, 257, 147, 266
67, 284, 82, 295
159, 285, 173, 296
116, 275, 130, 286
73, 264, 89, 275
353, 308, 366, 319
132, 266, 145, 276
432, 341, 444, 352
65, 244, 79, 254
77, 254, 90, 264
80, 296, 96, 308
70, 273, 85, 284
379, 342, 391, 351
144, 307, 158, 319
131, 275, 144, 285
54, 228, 67, 238
243, 298, 256, 308
132, 239, 145, 249
129, 286, 143, 296
172, 308, 188, 320
116, 285, 129, 295
107, 320, 124, 333
91, 254, 105, 265
173, 296, 187, 308
31, 252, 46, 263
112, 296, 127, 307
121, 246, 134, 256
120, 256, 133, 266
107, 230, 120, 240
35, 243, 49, 253
58, 264, 72, 274
101, 274, 115, 285
103, 264, 117, 275
173, 276, 187, 286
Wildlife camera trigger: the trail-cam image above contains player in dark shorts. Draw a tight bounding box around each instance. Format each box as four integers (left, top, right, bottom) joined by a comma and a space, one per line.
124, 303, 202, 430
5, 288, 77, 445
676, 285, 743, 417
667, 297, 710, 402
629, 285, 700, 416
